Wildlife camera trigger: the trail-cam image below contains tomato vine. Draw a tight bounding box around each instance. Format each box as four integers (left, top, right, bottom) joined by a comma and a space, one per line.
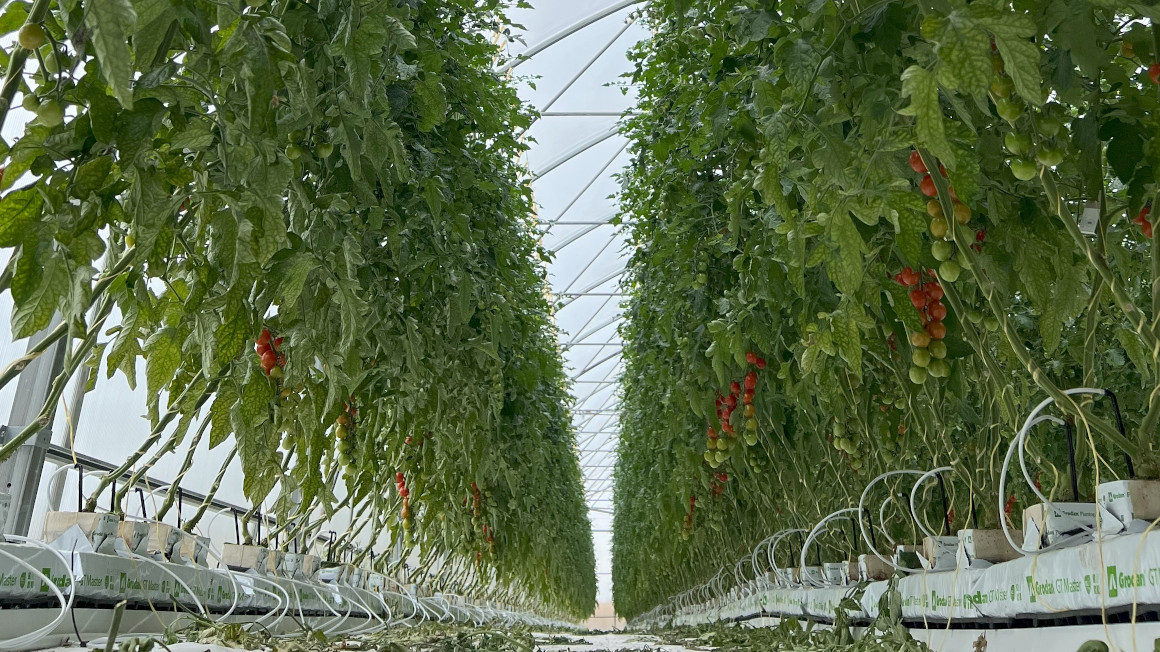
612, 0, 1160, 620
0, 0, 594, 618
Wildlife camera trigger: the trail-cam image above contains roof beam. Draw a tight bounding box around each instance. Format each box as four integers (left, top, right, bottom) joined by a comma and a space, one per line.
496, 0, 645, 73
532, 126, 620, 181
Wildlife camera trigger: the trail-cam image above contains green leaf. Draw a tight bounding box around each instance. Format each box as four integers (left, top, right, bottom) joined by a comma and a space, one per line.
131, 0, 176, 69
70, 156, 114, 198
936, 14, 992, 97
892, 193, 927, 265
214, 301, 251, 371
143, 326, 182, 398
209, 382, 238, 448
239, 373, 273, 429
899, 66, 955, 167
272, 253, 319, 305
11, 245, 69, 339
0, 3, 30, 34
0, 186, 43, 246
85, 0, 138, 108
972, 6, 1042, 106
828, 212, 865, 295
247, 206, 288, 265
383, 15, 417, 51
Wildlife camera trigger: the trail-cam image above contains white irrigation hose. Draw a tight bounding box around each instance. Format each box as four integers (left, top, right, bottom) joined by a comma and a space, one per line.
248, 573, 292, 631
1019, 417, 1096, 525
121, 514, 240, 621
878, 494, 901, 548
858, 469, 928, 573
999, 388, 1105, 556
0, 536, 76, 649
245, 582, 285, 629
799, 508, 859, 588
909, 466, 956, 539
750, 533, 778, 577
766, 528, 807, 587
383, 574, 425, 626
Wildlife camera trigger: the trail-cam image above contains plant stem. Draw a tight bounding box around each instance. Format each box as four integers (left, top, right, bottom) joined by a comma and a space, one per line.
151, 414, 212, 521
182, 445, 237, 532
83, 372, 209, 510
0, 302, 111, 463
0, 0, 54, 134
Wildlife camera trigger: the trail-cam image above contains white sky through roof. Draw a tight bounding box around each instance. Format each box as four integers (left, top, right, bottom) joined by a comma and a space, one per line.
501, 0, 647, 605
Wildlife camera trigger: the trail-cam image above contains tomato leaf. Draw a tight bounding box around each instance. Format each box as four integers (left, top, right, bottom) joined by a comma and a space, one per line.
85, 0, 138, 108
899, 66, 956, 168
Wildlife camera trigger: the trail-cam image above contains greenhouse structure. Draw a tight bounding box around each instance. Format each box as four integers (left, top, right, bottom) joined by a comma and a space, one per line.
0, 0, 1158, 650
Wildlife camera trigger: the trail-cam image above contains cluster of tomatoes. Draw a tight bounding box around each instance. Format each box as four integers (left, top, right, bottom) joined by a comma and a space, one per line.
396, 472, 412, 529
255, 328, 285, 378
892, 267, 950, 384
910, 151, 968, 283
1132, 205, 1153, 239
336, 400, 358, 473
709, 471, 729, 497
1004, 493, 1017, 518
683, 494, 696, 536
704, 353, 766, 468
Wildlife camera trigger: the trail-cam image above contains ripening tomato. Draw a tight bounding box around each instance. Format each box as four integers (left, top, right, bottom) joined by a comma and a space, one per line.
730, 381, 741, 395
258, 329, 272, 346
926, 321, 947, 340
756, 357, 766, 370
909, 150, 927, 173
260, 350, 278, 369
928, 301, 948, 321
744, 371, 757, 389
924, 283, 944, 302
745, 351, 757, 365
919, 174, 937, 197
909, 289, 927, 309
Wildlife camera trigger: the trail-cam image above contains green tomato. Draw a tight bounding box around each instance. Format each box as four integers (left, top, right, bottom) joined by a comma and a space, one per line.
931, 240, 954, 261
315, 142, 334, 158
984, 316, 1000, 332
1004, 132, 1032, 156
286, 144, 304, 160
995, 98, 1024, 122
744, 434, 758, 446
704, 450, 715, 464
714, 449, 728, 463
928, 359, 950, 378
938, 259, 961, 283
1038, 116, 1062, 138
1009, 158, 1038, 181
967, 309, 984, 324
928, 340, 947, 359
1035, 146, 1065, 168
18, 24, 46, 50
909, 366, 928, 384
36, 100, 63, 127
695, 273, 707, 285
912, 348, 931, 368
21, 93, 39, 111
990, 75, 1014, 98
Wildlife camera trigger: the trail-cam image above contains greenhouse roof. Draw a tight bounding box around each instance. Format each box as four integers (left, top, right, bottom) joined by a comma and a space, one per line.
502, 0, 647, 603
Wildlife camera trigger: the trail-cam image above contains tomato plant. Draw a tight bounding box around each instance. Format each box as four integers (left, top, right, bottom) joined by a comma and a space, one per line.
0, 0, 594, 619
612, 0, 1160, 621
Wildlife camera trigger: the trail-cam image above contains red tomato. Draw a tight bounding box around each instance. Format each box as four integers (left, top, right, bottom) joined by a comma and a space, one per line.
919, 174, 937, 197
909, 150, 927, 173
928, 301, 948, 321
